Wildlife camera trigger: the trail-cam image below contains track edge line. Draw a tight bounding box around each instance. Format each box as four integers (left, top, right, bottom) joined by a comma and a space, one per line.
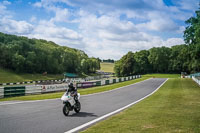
64, 78, 168, 133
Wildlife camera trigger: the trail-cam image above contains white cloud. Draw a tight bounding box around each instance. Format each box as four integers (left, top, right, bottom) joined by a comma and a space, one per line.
2, 0, 11, 5
33, 0, 77, 23
33, 2, 42, 8
163, 38, 184, 47
50, 8, 70, 23
28, 20, 84, 48
0, 1, 11, 16
174, 0, 199, 11
77, 11, 184, 59
0, 17, 33, 35
137, 18, 179, 32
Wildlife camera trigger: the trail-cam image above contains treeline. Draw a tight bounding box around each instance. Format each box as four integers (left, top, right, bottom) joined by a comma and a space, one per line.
114, 8, 200, 77
0, 32, 100, 74
114, 44, 200, 76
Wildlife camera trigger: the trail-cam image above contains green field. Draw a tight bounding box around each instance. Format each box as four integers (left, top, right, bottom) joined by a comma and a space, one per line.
81, 78, 200, 133
0, 68, 63, 84
100, 62, 114, 73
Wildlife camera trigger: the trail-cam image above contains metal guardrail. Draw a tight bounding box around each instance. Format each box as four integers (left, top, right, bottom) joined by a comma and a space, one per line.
0, 79, 64, 86
0, 75, 141, 98
76, 75, 140, 88
192, 76, 200, 86
0, 87, 4, 98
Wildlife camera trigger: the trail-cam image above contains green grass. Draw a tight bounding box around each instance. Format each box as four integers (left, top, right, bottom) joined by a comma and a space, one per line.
143, 73, 180, 78
0, 68, 63, 83
0, 77, 148, 101
81, 78, 200, 133
100, 62, 114, 73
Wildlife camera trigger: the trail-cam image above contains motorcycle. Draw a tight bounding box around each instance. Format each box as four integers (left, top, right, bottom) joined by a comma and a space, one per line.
61, 91, 81, 116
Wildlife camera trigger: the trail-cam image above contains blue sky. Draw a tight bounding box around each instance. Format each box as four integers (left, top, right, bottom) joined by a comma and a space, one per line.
0, 0, 198, 59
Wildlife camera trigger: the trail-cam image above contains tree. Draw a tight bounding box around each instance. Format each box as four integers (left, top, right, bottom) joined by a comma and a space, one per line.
114, 60, 121, 77
114, 52, 135, 77
81, 59, 89, 74
169, 45, 185, 73
148, 47, 171, 73
183, 6, 200, 73
184, 7, 200, 44
134, 50, 151, 74
12, 53, 25, 72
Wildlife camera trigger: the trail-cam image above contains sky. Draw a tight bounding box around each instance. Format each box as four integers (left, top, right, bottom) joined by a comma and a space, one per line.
0, 0, 199, 60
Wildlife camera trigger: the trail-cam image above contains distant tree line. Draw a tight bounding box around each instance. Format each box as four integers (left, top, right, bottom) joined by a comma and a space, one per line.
114, 8, 200, 77
0, 32, 100, 74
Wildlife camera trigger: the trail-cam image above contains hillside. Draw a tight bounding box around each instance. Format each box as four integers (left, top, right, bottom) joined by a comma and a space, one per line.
0, 32, 100, 74
0, 68, 63, 84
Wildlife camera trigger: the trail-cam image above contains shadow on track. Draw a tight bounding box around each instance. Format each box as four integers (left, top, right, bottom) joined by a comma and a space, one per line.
69, 112, 98, 117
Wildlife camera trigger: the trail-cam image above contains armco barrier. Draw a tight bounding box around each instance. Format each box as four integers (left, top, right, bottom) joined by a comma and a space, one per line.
77, 75, 141, 89
76, 82, 96, 88
0, 75, 141, 98
116, 78, 119, 83
0, 79, 63, 86
101, 80, 106, 85
25, 86, 42, 95
109, 79, 113, 84
4, 86, 25, 98
96, 81, 101, 86
0, 87, 4, 98
105, 80, 109, 85
192, 76, 200, 86
41, 84, 68, 92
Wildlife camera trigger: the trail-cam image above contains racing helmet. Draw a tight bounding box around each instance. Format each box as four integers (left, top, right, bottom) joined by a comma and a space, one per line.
68, 83, 73, 88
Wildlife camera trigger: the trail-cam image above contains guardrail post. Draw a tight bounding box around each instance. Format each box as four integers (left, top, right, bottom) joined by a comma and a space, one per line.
0, 87, 4, 98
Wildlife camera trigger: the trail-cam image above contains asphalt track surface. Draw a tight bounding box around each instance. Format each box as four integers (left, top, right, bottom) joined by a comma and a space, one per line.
0, 78, 167, 133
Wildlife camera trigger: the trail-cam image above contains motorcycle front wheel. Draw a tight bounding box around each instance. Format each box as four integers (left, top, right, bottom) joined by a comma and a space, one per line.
74, 101, 81, 113
63, 104, 70, 116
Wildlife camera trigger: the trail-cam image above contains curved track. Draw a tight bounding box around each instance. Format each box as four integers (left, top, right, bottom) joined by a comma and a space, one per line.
0, 78, 167, 133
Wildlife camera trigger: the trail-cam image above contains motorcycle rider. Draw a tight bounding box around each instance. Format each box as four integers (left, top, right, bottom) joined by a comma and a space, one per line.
68, 83, 78, 102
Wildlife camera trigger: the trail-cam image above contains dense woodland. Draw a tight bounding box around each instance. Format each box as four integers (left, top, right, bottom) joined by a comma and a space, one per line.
114, 8, 200, 77
0, 32, 100, 74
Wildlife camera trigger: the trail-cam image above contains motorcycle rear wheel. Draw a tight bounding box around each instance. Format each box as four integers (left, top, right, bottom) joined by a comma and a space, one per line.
74, 101, 81, 113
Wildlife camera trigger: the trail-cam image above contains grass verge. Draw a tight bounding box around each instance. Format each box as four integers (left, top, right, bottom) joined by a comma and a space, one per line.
0, 77, 149, 101
0, 68, 63, 84
143, 73, 180, 78
81, 78, 200, 133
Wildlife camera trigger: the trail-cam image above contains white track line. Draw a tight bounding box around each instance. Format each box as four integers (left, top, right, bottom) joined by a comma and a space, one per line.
0, 78, 151, 106
0, 98, 60, 106
64, 78, 168, 133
